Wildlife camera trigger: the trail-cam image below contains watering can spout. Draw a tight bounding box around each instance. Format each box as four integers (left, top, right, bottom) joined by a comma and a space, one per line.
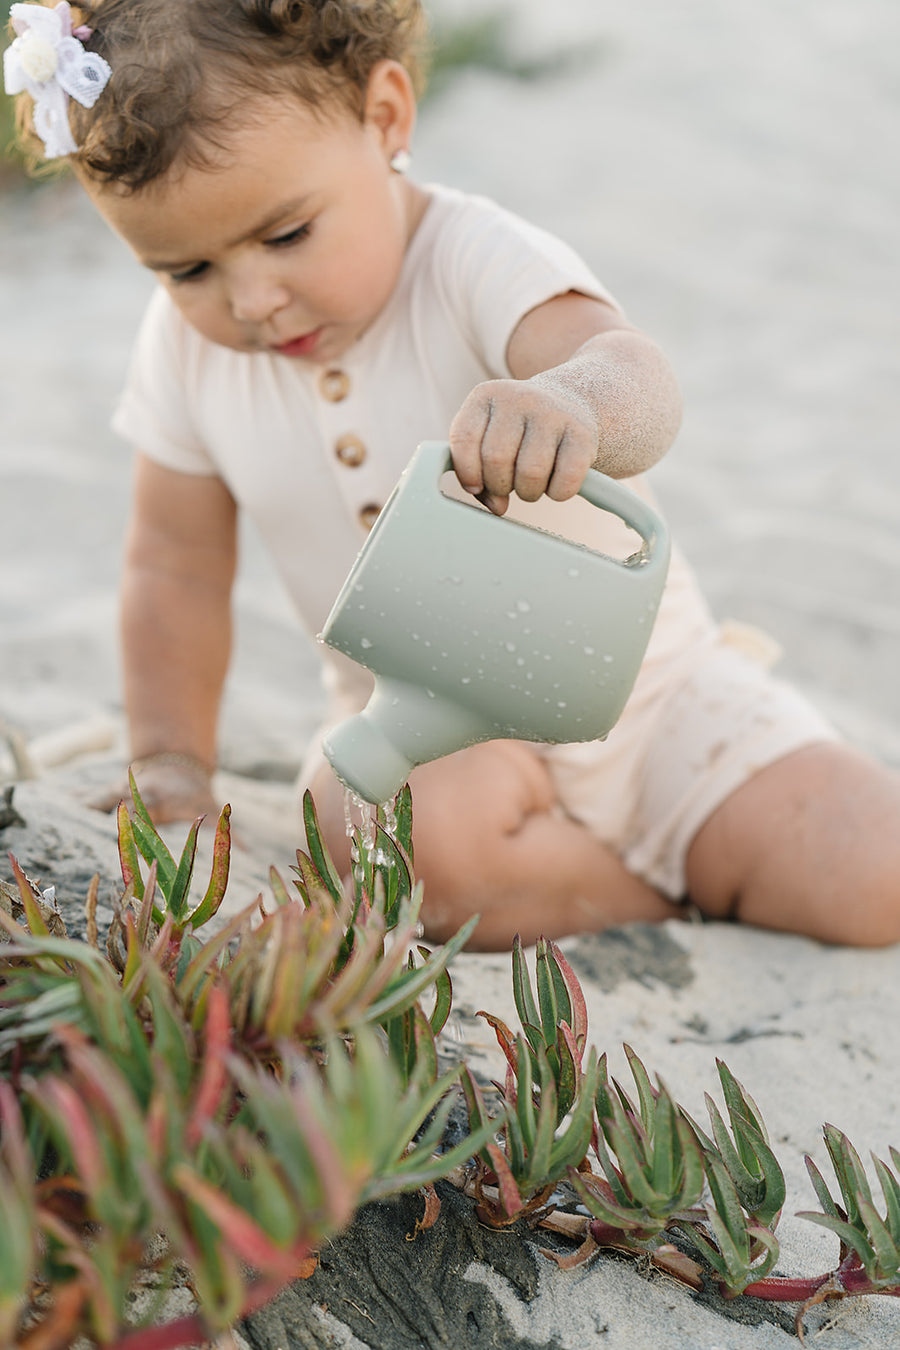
322, 678, 488, 804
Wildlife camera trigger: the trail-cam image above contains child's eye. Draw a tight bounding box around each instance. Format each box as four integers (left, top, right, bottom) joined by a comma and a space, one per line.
267, 223, 311, 248
169, 261, 209, 284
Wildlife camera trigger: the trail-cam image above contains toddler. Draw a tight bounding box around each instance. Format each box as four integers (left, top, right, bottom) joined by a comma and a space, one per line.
7, 0, 900, 950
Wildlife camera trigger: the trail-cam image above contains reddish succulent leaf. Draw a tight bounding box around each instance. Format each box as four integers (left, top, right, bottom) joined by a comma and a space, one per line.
116, 802, 145, 901
185, 982, 232, 1148
189, 804, 233, 928
486, 1141, 523, 1219
547, 942, 589, 1049
172, 1164, 307, 1279
477, 1010, 519, 1076
651, 1243, 705, 1291
34, 1078, 105, 1195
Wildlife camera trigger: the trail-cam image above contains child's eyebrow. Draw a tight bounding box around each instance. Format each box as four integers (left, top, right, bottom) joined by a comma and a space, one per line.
143, 196, 313, 272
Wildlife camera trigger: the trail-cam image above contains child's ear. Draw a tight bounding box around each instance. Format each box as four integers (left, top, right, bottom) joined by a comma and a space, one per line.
364, 59, 417, 158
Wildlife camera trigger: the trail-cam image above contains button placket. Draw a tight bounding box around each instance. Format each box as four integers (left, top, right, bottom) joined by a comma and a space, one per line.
315, 367, 384, 531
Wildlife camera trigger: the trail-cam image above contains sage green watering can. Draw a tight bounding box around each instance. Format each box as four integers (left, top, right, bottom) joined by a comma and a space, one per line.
320, 441, 670, 804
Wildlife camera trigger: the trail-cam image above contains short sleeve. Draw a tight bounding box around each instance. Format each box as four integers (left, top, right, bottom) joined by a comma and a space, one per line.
111, 287, 218, 475
436, 193, 622, 378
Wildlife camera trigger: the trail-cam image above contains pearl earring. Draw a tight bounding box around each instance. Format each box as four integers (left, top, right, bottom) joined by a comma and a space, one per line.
389, 148, 412, 174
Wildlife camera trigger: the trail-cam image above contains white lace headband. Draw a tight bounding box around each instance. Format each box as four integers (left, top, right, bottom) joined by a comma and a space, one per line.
3, 1, 111, 159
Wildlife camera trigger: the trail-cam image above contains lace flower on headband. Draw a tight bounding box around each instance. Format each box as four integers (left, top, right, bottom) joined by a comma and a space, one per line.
3, 1, 111, 159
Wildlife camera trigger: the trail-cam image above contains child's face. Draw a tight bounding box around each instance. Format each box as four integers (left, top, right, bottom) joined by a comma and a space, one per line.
84, 82, 422, 365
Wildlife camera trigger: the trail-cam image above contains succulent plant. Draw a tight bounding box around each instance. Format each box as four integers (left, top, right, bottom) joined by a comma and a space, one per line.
459, 935, 597, 1224
0, 779, 494, 1348
569, 1047, 705, 1245
4, 773, 900, 1346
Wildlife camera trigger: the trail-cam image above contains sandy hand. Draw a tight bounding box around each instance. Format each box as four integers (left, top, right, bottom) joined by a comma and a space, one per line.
448, 379, 597, 516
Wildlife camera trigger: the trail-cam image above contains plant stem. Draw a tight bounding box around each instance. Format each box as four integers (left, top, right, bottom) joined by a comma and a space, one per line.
740, 1270, 900, 1301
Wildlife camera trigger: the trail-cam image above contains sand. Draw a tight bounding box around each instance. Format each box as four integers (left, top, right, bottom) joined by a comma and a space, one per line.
3, 0, 900, 1345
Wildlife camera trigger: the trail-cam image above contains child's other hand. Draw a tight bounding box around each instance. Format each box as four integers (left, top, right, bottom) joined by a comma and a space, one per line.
448, 379, 597, 516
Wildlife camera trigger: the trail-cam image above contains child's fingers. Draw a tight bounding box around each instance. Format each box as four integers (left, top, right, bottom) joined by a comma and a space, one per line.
545, 424, 596, 501
510, 418, 564, 502
450, 379, 597, 508
448, 390, 492, 495
475, 488, 511, 516
478, 401, 528, 502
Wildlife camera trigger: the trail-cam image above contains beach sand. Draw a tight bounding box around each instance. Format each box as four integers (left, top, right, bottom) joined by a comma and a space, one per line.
2, 0, 900, 1345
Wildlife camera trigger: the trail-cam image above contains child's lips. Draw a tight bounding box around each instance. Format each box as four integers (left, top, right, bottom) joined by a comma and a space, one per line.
273, 328, 323, 358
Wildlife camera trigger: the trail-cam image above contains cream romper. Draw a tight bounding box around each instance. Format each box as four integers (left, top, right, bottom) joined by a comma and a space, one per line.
113, 183, 836, 899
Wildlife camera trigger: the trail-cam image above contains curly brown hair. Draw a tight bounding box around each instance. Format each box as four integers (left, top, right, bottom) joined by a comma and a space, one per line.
11, 0, 428, 188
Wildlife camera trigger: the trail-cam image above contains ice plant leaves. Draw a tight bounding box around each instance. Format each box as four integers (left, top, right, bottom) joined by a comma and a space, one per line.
5, 780, 900, 1346
116, 774, 232, 933
0, 785, 500, 1346
798, 1129, 900, 1289
573, 1049, 705, 1244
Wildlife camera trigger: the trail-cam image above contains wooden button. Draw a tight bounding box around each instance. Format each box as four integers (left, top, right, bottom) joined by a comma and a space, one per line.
358, 502, 382, 530
335, 434, 366, 467
319, 368, 351, 402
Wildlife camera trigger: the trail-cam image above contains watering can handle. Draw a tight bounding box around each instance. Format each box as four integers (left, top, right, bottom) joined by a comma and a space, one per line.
576, 468, 668, 562
425, 443, 668, 567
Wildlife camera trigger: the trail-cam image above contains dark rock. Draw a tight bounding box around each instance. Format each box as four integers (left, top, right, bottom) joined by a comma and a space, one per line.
566, 924, 694, 994
241, 1183, 565, 1350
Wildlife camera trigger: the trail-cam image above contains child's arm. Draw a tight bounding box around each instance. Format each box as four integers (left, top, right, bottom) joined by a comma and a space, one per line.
113, 454, 238, 823
449, 291, 682, 515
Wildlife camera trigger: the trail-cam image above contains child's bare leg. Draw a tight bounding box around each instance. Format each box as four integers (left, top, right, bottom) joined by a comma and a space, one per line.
685, 742, 900, 946
309, 740, 678, 951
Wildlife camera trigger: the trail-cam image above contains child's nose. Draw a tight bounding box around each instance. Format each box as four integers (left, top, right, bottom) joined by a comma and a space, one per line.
228, 267, 291, 325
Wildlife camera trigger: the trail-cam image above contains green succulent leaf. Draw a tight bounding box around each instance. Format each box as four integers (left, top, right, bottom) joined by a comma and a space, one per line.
555, 1021, 579, 1121
525, 1050, 558, 1186
873, 1154, 900, 1242
824, 1124, 873, 1226
167, 816, 202, 922
535, 939, 560, 1048
648, 1086, 677, 1199
366, 913, 477, 1025
511, 935, 541, 1043
514, 1034, 536, 1155
704, 1154, 751, 1258
716, 1060, 769, 1147
301, 789, 346, 907
385, 784, 414, 857
680, 1219, 730, 1281
592, 1122, 633, 1210
623, 1045, 657, 1132
804, 1153, 841, 1220
130, 814, 178, 900
568, 1167, 651, 1236
859, 1198, 900, 1278
548, 1053, 599, 1178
